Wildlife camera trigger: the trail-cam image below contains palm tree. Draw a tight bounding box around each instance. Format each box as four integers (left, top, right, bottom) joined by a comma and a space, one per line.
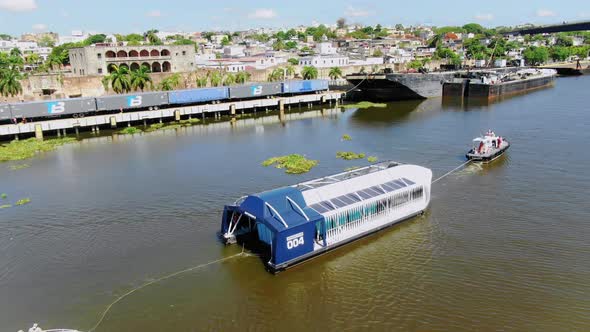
106, 65, 131, 94
209, 70, 223, 87
25, 53, 41, 66
146, 31, 161, 45
301, 66, 318, 80
223, 72, 236, 86
101, 75, 110, 93
9, 48, 22, 58
158, 73, 181, 91
267, 68, 284, 82
0, 66, 23, 97
195, 74, 208, 87
328, 67, 342, 80
235, 71, 250, 84
130, 65, 152, 91
285, 65, 295, 78
46, 54, 63, 71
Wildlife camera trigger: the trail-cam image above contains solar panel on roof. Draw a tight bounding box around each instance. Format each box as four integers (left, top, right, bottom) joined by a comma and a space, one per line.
393, 180, 407, 188
364, 187, 382, 196
402, 178, 415, 185
320, 201, 336, 210
357, 190, 373, 200
330, 197, 347, 208
337, 195, 355, 205
381, 183, 396, 192
370, 186, 385, 195
345, 193, 362, 202
310, 203, 329, 214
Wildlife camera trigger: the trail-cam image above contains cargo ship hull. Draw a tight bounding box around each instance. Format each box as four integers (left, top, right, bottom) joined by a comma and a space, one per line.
346, 72, 458, 101
443, 72, 556, 100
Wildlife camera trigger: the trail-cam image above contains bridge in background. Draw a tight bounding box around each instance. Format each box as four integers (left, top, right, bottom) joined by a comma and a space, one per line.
504, 20, 590, 35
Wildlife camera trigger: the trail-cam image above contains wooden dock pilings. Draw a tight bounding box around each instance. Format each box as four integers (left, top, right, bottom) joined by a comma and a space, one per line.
1, 92, 342, 140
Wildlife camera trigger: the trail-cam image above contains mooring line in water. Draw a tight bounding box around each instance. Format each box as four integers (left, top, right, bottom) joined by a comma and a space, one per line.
432, 160, 472, 185
87, 249, 249, 332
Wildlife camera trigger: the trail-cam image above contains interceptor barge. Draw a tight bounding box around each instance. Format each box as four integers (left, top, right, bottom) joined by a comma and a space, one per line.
220, 161, 432, 273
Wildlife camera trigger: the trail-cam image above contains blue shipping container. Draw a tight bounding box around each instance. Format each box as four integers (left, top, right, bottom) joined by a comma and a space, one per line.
282, 80, 329, 93
168, 87, 229, 105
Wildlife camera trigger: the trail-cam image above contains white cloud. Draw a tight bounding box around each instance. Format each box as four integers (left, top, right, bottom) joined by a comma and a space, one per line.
248, 8, 277, 19
344, 6, 374, 18
0, 0, 37, 11
146, 10, 161, 17
474, 13, 494, 21
536, 9, 556, 17
32, 23, 47, 31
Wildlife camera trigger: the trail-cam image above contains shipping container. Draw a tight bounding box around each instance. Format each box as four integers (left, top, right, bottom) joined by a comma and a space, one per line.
228, 83, 282, 99
282, 80, 329, 94
168, 87, 229, 105
95, 92, 168, 111
10, 98, 97, 119
0, 104, 11, 121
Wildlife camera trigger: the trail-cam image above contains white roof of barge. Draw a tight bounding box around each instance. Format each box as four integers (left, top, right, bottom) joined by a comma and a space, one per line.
294, 161, 432, 210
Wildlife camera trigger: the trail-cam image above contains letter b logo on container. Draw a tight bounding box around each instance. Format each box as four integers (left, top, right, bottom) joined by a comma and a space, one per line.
127, 96, 143, 107
251, 85, 263, 96
47, 102, 65, 114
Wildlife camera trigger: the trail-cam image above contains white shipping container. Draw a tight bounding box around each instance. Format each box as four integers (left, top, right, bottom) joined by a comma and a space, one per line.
475, 60, 487, 68
494, 59, 507, 67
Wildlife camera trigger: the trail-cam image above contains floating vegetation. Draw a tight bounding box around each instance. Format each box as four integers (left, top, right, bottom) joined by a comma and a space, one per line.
8, 164, 30, 170
342, 134, 352, 141
336, 151, 366, 160
118, 127, 143, 135
15, 198, 31, 206
345, 166, 361, 171
1, 193, 7, 199
367, 156, 378, 163
0, 204, 11, 209
343, 101, 387, 109
0, 137, 77, 162
262, 154, 318, 174
178, 118, 201, 125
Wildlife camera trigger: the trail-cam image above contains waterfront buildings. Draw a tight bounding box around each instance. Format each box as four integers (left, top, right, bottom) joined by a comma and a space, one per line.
68, 44, 196, 76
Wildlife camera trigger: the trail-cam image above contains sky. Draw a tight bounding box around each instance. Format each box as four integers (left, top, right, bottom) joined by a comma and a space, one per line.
0, 0, 589, 36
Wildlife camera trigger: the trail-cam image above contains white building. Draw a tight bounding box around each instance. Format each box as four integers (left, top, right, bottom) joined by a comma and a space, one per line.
223, 46, 245, 58
299, 55, 350, 68
210, 34, 228, 45
58, 30, 88, 45
315, 42, 337, 55
350, 57, 384, 66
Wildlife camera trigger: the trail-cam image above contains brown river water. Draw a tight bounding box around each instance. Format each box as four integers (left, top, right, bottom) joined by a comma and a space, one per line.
1, 76, 589, 331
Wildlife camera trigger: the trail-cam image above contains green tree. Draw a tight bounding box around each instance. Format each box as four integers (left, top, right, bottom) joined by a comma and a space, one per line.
173, 38, 196, 46
407, 60, 424, 70
235, 71, 250, 84
328, 67, 342, 80
549, 46, 571, 61
38, 35, 55, 47
285, 41, 297, 50
9, 48, 22, 58
195, 74, 208, 87
209, 70, 223, 87
223, 72, 236, 86
130, 65, 152, 91
84, 34, 107, 45
287, 58, 299, 66
0, 66, 23, 97
158, 73, 181, 91
221, 36, 230, 46
555, 34, 573, 47
46, 54, 64, 71
267, 68, 284, 82
145, 31, 162, 45
373, 49, 384, 57
105, 65, 131, 93
462, 23, 486, 34
25, 53, 41, 65
301, 66, 318, 80
395, 24, 404, 30
523, 46, 549, 65
272, 39, 285, 51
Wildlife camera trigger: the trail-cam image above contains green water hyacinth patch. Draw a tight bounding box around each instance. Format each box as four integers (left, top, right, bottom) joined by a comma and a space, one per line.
367, 156, 378, 163
342, 134, 352, 141
0, 204, 11, 209
262, 154, 318, 174
343, 101, 387, 109
15, 198, 31, 206
0, 137, 77, 162
118, 127, 143, 135
336, 151, 366, 160
1, 193, 7, 199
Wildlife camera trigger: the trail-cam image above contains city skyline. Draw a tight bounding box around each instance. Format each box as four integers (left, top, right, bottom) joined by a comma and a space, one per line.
0, 0, 589, 36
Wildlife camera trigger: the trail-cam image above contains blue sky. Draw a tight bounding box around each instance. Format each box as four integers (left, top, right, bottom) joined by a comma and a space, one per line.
0, 0, 589, 35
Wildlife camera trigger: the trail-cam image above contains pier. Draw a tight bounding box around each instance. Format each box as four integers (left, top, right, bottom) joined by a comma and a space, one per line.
0, 92, 342, 140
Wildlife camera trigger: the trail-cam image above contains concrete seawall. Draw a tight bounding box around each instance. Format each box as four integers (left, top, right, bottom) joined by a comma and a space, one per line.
0, 92, 342, 140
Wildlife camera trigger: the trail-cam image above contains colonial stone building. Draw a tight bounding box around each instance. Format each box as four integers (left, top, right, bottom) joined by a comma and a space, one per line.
68, 44, 196, 76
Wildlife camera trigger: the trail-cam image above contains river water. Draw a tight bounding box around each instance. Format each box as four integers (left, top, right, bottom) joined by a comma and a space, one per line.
1, 76, 589, 331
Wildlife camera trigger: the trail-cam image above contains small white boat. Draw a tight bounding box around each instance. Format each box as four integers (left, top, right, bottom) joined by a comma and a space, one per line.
466, 130, 510, 163
18, 323, 82, 332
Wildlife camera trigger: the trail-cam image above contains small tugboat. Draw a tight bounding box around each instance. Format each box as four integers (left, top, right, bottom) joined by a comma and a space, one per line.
466, 130, 510, 163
